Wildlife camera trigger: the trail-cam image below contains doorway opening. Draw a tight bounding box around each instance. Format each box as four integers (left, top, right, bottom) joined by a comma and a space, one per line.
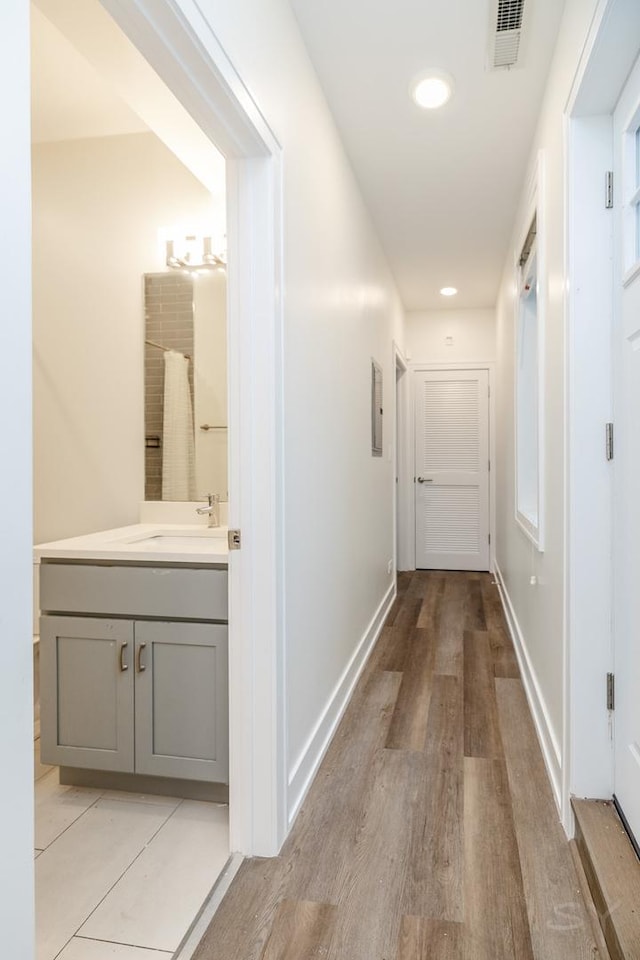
412, 365, 492, 572
30, 0, 285, 955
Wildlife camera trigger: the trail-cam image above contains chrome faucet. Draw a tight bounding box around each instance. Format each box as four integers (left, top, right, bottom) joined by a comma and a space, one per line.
196, 493, 220, 528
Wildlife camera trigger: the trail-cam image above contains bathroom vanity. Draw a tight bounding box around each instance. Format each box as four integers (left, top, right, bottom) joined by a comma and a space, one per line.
36, 524, 229, 800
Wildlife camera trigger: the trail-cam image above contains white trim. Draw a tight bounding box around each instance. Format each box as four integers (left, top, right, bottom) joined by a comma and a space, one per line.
409, 361, 496, 571
493, 563, 563, 813
514, 151, 546, 553
287, 582, 396, 827
564, 111, 615, 830
393, 342, 412, 572
1, 7, 33, 953
622, 258, 640, 288
394, 340, 408, 373
411, 360, 496, 369
101, 0, 286, 856
621, 99, 640, 278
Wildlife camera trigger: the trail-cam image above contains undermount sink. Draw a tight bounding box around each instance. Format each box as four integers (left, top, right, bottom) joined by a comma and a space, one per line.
134, 536, 223, 548
123, 527, 227, 546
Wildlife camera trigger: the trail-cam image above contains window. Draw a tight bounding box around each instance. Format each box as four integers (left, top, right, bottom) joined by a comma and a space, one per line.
515, 205, 543, 549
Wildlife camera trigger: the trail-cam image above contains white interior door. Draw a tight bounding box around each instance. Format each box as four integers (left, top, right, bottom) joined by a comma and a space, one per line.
613, 50, 640, 843
414, 368, 490, 571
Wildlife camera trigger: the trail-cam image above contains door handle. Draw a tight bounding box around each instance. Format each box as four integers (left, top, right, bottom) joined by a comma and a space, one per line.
137, 641, 147, 672
417, 477, 434, 483
119, 641, 129, 672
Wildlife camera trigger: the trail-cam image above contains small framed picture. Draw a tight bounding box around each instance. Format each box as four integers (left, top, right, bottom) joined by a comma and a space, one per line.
371, 359, 383, 457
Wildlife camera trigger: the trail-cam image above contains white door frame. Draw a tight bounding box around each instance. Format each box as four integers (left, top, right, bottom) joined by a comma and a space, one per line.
563, 0, 640, 833
101, 0, 286, 856
393, 342, 412, 572
2, 5, 34, 956
409, 361, 496, 571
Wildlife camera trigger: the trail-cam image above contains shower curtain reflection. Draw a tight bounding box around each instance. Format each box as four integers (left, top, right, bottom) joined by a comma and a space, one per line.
162, 350, 196, 500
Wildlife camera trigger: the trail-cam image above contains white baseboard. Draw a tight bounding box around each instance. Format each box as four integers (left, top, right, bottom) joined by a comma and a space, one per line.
287, 580, 397, 827
493, 562, 563, 812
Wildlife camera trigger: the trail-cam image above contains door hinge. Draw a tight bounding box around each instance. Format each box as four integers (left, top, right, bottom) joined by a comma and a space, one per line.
488, 459, 491, 473
605, 171, 614, 209
488, 533, 491, 545
607, 672, 615, 711
606, 422, 614, 461
227, 529, 241, 550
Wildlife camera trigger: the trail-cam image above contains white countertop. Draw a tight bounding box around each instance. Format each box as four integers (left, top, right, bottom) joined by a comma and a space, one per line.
34, 524, 229, 565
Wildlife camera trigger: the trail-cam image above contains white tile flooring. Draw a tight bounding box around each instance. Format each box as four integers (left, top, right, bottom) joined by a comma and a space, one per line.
34, 739, 229, 960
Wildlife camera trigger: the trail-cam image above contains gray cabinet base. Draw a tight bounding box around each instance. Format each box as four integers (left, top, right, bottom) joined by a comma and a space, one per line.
59, 766, 229, 804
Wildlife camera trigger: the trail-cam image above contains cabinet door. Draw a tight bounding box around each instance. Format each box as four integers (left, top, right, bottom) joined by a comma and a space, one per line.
40, 616, 134, 772
134, 621, 228, 783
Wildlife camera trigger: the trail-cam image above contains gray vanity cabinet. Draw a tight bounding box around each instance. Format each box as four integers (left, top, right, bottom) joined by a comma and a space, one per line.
40, 616, 135, 773
39, 561, 229, 786
134, 620, 228, 782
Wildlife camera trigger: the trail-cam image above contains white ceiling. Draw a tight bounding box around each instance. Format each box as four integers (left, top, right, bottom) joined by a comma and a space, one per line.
289, 0, 566, 310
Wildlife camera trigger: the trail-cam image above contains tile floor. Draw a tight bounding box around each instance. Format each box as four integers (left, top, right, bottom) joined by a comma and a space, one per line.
34, 739, 229, 960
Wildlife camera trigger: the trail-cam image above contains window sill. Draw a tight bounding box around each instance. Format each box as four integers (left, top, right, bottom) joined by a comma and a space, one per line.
516, 510, 544, 552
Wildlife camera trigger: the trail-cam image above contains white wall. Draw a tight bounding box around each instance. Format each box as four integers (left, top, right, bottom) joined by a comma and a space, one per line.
32, 131, 224, 543
0, 6, 35, 956
405, 308, 495, 362
494, 0, 600, 808
180, 0, 405, 796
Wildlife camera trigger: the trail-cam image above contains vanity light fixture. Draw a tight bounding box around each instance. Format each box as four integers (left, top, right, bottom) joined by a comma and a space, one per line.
412, 71, 454, 110
440, 286, 458, 297
165, 235, 226, 273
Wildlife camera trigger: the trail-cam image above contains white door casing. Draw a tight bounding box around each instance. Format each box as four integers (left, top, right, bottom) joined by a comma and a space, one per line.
613, 49, 640, 843
99, 0, 286, 856
393, 342, 411, 573
414, 368, 490, 571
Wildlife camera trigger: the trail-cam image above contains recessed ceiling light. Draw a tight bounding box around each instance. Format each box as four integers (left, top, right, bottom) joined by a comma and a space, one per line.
412, 71, 454, 110
440, 286, 458, 297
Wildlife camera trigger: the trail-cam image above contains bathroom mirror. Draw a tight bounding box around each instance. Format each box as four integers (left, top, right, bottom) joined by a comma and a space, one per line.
144, 270, 227, 501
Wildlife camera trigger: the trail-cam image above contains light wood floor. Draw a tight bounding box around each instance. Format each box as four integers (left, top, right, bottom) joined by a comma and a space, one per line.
193, 571, 602, 960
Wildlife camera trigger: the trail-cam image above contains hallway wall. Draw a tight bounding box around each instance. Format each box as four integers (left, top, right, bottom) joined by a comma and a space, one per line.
494, 0, 600, 809
405, 308, 496, 362
161, 0, 406, 820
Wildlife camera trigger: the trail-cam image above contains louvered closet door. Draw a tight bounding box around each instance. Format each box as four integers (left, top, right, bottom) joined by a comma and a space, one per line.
415, 369, 490, 571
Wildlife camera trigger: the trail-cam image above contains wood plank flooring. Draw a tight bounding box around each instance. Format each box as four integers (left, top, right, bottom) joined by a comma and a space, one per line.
192, 571, 603, 960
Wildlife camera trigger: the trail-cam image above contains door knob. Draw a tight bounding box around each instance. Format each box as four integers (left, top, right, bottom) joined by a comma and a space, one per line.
417, 477, 434, 483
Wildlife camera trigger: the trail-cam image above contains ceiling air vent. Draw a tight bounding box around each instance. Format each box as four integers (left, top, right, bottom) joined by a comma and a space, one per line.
488, 0, 527, 70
